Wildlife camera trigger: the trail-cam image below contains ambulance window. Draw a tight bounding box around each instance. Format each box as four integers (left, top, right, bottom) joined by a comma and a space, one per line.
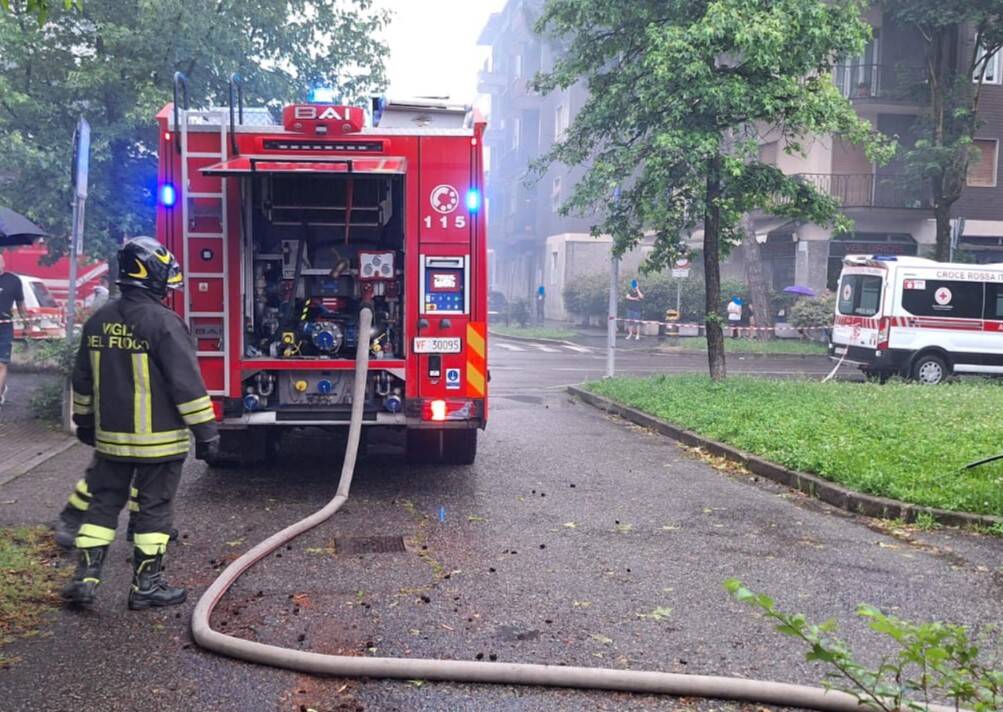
901, 280, 984, 318
984, 284, 1003, 319
837, 274, 882, 316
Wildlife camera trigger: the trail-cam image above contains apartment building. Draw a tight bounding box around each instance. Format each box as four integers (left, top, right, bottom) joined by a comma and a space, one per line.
478, 0, 654, 320
479, 1, 1003, 311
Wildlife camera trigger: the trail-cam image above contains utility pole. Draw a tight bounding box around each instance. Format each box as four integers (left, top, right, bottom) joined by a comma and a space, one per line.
606, 253, 618, 378
68, 117, 90, 333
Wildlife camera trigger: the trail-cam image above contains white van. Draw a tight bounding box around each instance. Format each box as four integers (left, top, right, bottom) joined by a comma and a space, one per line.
830, 255, 1003, 384
13, 274, 65, 340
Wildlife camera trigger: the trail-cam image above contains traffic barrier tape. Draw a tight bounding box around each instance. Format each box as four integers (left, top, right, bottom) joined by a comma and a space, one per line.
608, 315, 828, 333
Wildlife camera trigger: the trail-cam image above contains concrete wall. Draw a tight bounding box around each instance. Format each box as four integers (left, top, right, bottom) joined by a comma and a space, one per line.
542, 234, 654, 321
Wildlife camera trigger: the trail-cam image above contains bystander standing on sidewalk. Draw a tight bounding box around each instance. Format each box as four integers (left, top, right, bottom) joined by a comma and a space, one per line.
624, 279, 644, 340
727, 296, 742, 338
0, 252, 27, 411
536, 285, 545, 324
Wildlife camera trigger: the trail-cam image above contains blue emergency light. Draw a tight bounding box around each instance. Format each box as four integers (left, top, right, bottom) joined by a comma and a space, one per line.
158, 184, 177, 207
307, 87, 338, 104
466, 188, 481, 212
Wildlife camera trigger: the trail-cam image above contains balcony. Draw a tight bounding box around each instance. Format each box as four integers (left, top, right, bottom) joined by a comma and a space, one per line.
792, 173, 931, 210
834, 64, 926, 104
477, 66, 506, 94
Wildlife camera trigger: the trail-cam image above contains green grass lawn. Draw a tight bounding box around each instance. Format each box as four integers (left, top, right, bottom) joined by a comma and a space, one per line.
490, 324, 578, 341
586, 376, 1003, 519
0, 527, 67, 661
670, 337, 827, 355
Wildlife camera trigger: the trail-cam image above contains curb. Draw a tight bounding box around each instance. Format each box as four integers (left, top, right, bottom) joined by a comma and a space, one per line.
656, 347, 829, 360
0, 437, 79, 488
568, 385, 1003, 531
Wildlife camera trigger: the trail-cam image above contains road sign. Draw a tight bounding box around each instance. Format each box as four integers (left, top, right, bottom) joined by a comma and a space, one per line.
671, 256, 690, 279
72, 117, 90, 201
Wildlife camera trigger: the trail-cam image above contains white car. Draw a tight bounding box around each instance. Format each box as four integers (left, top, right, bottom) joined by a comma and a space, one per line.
13, 274, 65, 340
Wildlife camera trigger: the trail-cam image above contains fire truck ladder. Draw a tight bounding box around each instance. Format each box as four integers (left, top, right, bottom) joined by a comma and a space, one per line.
175, 75, 231, 397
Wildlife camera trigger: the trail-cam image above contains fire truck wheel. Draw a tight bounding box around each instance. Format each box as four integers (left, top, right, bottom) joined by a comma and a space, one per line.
911, 353, 948, 385
444, 429, 477, 465
405, 429, 442, 464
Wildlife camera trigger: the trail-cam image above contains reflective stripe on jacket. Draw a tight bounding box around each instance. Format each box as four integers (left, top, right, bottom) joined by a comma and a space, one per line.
71, 289, 218, 463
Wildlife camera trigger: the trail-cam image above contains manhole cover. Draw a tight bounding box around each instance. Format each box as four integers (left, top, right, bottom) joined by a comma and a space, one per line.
334, 536, 406, 555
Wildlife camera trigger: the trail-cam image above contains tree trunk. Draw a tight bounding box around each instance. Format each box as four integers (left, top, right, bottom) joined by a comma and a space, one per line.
704, 153, 726, 380
740, 213, 773, 340
933, 202, 952, 262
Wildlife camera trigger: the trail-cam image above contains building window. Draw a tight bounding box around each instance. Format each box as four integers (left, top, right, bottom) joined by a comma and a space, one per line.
974, 44, 1002, 84
758, 141, 779, 166
554, 100, 569, 141
511, 117, 521, 151
550, 251, 558, 285
513, 54, 523, 79
551, 176, 562, 212
968, 139, 998, 187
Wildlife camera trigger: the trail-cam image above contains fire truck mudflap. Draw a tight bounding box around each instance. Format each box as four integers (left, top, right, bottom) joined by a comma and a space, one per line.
156, 93, 488, 465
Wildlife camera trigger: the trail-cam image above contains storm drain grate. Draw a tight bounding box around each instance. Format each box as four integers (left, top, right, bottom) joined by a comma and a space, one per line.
334, 536, 407, 555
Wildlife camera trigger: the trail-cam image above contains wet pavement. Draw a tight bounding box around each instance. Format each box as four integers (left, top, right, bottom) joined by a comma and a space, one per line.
0, 344, 999, 711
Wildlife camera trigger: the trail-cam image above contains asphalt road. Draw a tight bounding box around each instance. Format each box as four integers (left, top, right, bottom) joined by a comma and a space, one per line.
1, 342, 1000, 712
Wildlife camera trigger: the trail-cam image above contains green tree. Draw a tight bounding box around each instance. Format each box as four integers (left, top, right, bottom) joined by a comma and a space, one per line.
533, 0, 890, 379
882, 1, 1003, 262
0, 0, 79, 24
0, 0, 388, 261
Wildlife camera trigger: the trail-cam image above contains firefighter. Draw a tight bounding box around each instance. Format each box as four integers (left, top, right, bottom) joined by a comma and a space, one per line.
52, 462, 179, 549
62, 236, 219, 609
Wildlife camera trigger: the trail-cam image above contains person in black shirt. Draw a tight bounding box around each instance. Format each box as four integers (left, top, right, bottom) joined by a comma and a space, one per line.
0, 253, 27, 409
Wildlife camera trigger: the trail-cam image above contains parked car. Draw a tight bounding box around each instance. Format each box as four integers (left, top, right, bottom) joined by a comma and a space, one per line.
488, 291, 510, 324
830, 254, 1003, 384
13, 274, 65, 339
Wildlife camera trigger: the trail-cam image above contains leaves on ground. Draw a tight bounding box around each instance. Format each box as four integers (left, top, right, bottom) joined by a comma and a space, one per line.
637, 606, 672, 622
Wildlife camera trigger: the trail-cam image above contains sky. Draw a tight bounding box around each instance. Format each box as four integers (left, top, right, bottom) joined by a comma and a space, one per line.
374, 0, 509, 112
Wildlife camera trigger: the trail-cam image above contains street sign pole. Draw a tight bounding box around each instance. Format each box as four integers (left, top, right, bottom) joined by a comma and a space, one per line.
606, 253, 618, 379
67, 117, 90, 334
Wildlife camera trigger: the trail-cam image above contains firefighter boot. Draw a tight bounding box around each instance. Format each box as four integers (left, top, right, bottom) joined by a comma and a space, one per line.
61, 546, 109, 606
53, 507, 86, 550
128, 552, 187, 610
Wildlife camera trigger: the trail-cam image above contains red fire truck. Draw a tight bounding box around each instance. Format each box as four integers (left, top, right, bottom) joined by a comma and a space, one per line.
154, 82, 488, 465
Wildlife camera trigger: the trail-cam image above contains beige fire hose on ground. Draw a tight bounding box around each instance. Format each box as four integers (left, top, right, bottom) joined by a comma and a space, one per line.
191, 306, 959, 712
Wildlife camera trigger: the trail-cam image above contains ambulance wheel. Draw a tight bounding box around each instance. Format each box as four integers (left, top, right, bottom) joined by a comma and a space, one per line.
444, 429, 477, 465
912, 353, 948, 385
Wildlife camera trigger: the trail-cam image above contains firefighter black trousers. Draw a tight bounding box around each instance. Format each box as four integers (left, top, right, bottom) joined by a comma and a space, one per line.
80, 457, 183, 536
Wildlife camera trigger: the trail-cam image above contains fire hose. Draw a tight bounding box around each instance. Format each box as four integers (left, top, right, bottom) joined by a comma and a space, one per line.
191, 306, 960, 712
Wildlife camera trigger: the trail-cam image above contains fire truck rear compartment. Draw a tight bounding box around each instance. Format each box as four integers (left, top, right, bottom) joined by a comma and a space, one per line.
241, 171, 405, 417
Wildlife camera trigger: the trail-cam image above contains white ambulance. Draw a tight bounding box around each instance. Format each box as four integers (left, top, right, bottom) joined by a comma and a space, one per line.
829, 255, 1003, 384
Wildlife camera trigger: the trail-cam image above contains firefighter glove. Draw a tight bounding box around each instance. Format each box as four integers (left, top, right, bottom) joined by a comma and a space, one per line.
76, 427, 95, 447
195, 437, 220, 462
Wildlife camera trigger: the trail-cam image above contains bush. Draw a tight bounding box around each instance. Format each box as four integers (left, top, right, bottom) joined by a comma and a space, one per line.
563, 273, 609, 326
509, 298, 531, 327
30, 382, 63, 421
789, 292, 836, 329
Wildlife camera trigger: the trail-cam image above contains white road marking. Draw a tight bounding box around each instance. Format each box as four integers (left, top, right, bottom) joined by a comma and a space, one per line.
534, 344, 560, 353
493, 342, 526, 352
561, 343, 591, 353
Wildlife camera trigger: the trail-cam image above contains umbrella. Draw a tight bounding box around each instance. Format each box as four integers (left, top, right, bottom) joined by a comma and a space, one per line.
783, 285, 816, 297
0, 206, 48, 247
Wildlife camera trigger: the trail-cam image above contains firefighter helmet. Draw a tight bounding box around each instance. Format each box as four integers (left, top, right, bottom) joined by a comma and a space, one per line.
117, 236, 183, 297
